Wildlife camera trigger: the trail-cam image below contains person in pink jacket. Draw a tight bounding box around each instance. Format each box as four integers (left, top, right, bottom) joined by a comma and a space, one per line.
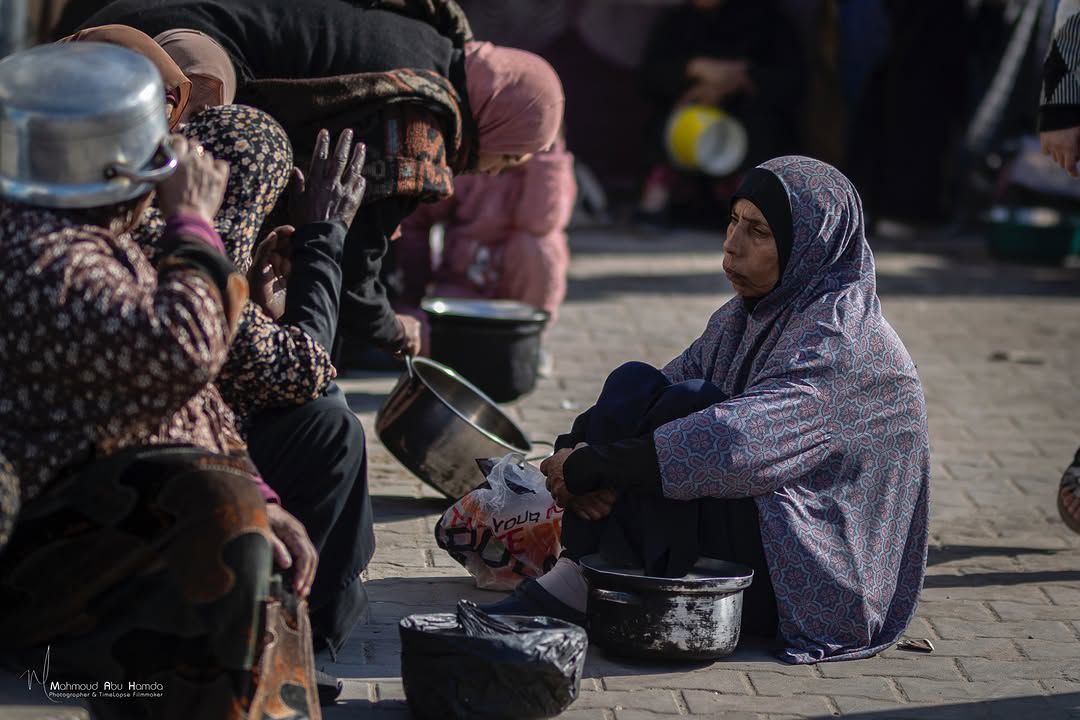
396, 139, 577, 358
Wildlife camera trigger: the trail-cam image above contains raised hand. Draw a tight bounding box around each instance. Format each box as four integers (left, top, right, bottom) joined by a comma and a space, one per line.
290, 128, 367, 228
157, 135, 230, 222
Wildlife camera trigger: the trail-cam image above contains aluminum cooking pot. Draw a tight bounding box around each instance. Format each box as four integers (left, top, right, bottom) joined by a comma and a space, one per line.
582, 554, 753, 660
0, 43, 176, 209
375, 356, 551, 499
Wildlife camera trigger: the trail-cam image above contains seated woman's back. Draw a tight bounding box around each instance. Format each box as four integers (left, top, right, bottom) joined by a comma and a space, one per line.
80, 0, 458, 82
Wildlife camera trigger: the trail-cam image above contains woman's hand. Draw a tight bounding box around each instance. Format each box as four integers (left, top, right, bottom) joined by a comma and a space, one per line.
541, 447, 574, 505
683, 57, 753, 104
249, 225, 294, 321
157, 135, 230, 223
266, 503, 319, 598
290, 128, 367, 228
541, 443, 614, 520
395, 313, 423, 358
1041, 127, 1080, 177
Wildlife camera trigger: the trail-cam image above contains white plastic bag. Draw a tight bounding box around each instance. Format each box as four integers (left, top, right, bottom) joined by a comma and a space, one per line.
434, 453, 564, 590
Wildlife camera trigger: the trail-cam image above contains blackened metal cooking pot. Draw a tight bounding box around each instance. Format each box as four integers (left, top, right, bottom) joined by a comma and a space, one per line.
581, 554, 753, 660
422, 298, 550, 403
375, 356, 550, 499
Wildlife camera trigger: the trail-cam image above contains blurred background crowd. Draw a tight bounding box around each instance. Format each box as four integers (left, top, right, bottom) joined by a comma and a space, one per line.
0, 0, 1068, 237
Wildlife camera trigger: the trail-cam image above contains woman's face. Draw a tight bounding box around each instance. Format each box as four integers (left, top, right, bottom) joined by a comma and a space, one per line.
474, 152, 534, 175
723, 198, 780, 298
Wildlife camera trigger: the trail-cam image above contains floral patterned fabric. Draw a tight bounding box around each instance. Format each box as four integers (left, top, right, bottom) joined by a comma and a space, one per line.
656, 156, 930, 663
136, 105, 336, 428
0, 452, 17, 552
0, 203, 235, 503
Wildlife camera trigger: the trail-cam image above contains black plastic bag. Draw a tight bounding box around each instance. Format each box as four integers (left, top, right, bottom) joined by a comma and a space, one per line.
399, 600, 588, 720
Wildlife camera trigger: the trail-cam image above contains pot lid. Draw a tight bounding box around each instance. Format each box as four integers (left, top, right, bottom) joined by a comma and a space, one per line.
421, 297, 549, 324
580, 554, 753, 594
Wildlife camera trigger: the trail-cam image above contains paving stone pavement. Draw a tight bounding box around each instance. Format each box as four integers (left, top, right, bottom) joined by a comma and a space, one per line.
2, 228, 1075, 720
325, 227, 1080, 720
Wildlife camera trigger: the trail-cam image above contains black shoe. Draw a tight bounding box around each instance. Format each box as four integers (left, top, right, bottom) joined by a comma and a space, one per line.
479, 578, 587, 628
315, 668, 343, 706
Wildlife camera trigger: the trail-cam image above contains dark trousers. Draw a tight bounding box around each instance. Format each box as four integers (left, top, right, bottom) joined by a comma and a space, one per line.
247, 383, 376, 655
561, 361, 778, 637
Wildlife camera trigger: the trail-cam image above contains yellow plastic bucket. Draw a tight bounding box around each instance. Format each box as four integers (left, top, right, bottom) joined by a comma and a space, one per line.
665, 105, 748, 177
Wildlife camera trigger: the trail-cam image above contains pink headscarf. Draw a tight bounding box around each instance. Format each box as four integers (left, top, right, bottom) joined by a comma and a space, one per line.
58, 25, 192, 129
463, 41, 564, 156
153, 29, 236, 110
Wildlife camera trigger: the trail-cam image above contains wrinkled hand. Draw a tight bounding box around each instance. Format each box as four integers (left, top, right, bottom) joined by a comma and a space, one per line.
290, 128, 367, 228
541, 447, 573, 505
541, 443, 615, 520
1041, 126, 1080, 177
249, 225, 294, 321
396, 313, 423, 358
683, 57, 753, 103
157, 135, 230, 223
266, 503, 318, 598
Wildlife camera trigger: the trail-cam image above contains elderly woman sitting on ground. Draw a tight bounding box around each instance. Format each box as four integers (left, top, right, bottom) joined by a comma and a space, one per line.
485, 156, 931, 664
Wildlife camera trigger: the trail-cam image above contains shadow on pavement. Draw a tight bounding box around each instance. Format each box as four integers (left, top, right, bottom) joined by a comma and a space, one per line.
568, 229, 724, 256
567, 272, 728, 301
805, 692, 1080, 719
371, 495, 450, 519
875, 262, 1080, 297
345, 391, 386, 414
927, 544, 1060, 565
565, 226, 1080, 301
325, 697, 408, 719
325, 693, 1080, 720
923, 569, 1080, 588
565, 262, 1080, 303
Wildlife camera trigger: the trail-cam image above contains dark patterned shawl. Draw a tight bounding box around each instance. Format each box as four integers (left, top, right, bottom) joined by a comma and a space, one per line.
241, 67, 475, 205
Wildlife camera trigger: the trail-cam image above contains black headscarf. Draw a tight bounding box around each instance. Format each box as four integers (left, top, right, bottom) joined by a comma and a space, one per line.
731, 167, 793, 278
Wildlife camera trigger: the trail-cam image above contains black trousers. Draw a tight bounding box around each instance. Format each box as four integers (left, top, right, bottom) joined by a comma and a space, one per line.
561, 361, 779, 637
246, 383, 376, 655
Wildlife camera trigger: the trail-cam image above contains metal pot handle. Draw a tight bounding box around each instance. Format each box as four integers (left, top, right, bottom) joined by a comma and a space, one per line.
525, 440, 554, 463
590, 588, 642, 606
106, 141, 178, 185
404, 353, 416, 380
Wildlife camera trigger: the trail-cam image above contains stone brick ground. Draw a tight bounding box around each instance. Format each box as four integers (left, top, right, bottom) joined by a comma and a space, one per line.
328, 228, 1080, 720
2, 227, 1078, 719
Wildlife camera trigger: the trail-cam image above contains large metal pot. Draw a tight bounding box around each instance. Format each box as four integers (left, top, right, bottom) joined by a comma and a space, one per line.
375, 356, 549, 499
582, 554, 753, 660
0, 42, 176, 208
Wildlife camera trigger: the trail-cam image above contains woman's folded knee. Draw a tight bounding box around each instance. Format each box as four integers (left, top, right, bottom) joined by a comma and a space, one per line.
157, 464, 272, 553
606, 361, 666, 389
